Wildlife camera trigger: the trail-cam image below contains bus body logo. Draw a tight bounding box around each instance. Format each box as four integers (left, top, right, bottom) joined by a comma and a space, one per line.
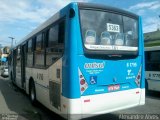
127, 70, 132, 76
37, 73, 43, 80
84, 62, 105, 69
90, 76, 97, 85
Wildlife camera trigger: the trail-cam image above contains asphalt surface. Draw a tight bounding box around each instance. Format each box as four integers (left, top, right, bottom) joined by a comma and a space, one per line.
0, 76, 160, 120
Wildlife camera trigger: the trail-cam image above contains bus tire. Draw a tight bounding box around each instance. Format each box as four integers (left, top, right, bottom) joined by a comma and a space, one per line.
29, 81, 37, 106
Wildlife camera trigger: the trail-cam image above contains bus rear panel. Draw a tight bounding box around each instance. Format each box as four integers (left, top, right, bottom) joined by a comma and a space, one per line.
62, 3, 145, 119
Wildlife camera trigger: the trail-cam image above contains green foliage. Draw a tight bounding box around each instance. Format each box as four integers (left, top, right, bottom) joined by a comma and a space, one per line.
145, 42, 160, 47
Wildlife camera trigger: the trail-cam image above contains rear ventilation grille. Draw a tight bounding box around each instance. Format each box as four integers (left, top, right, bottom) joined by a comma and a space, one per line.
49, 81, 61, 110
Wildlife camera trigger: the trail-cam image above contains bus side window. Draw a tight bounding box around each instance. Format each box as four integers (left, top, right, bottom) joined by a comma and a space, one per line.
35, 33, 45, 67
58, 20, 65, 53
46, 19, 65, 66
27, 39, 33, 67
146, 51, 160, 71
59, 21, 65, 43
150, 51, 160, 71
16, 46, 21, 67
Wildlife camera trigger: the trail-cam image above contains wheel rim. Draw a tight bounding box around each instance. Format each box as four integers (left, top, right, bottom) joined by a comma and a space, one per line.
31, 87, 35, 101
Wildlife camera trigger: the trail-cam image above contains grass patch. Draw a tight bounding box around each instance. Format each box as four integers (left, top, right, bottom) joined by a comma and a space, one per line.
145, 42, 160, 47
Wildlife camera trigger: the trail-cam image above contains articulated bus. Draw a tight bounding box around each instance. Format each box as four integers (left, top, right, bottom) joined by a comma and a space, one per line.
9, 2, 145, 120
145, 46, 160, 92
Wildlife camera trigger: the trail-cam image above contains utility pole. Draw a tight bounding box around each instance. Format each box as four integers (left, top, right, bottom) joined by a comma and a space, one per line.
8, 37, 15, 48
158, 15, 160, 31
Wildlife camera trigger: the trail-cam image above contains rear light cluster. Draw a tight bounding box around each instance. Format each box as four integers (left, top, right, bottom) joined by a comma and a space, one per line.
135, 66, 141, 87
78, 68, 88, 95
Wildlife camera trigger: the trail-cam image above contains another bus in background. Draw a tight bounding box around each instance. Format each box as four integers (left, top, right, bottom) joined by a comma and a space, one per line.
145, 46, 160, 92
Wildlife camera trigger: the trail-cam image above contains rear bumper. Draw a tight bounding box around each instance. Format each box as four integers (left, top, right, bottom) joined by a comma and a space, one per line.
64, 88, 145, 120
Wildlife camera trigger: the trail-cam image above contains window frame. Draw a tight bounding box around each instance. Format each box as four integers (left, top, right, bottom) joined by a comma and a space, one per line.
45, 18, 66, 67
34, 32, 45, 68
18, 16, 66, 69
79, 8, 139, 58
48, 24, 59, 48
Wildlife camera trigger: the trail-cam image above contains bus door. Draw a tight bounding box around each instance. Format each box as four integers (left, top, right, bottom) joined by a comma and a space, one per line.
21, 44, 26, 89
13, 49, 17, 83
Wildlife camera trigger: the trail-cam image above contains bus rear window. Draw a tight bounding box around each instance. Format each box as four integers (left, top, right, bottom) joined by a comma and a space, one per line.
80, 9, 138, 54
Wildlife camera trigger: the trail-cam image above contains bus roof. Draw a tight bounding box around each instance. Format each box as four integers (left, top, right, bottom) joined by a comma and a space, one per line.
13, 2, 139, 50
145, 46, 160, 51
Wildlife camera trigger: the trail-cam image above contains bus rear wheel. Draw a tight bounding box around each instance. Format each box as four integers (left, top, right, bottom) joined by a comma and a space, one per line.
29, 81, 37, 105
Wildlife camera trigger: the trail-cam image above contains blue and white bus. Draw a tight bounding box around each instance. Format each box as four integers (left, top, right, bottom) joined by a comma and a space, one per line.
9, 2, 145, 120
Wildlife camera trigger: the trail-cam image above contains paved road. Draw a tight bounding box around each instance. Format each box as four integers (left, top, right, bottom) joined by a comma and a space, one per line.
0, 76, 61, 120
0, 76, 160, 120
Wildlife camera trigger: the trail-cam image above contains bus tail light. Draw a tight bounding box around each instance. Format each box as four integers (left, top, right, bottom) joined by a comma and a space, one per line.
135, 66, 141, 87
80, 79, 85, 85
84, 99, 90, 103
78, 68, 88, 95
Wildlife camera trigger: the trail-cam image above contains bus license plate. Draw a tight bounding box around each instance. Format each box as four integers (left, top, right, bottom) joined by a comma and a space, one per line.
108, 84, 120, 91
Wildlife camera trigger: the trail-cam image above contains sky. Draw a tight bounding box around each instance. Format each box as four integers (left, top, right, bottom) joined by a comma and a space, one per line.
0, 0, 160, 47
